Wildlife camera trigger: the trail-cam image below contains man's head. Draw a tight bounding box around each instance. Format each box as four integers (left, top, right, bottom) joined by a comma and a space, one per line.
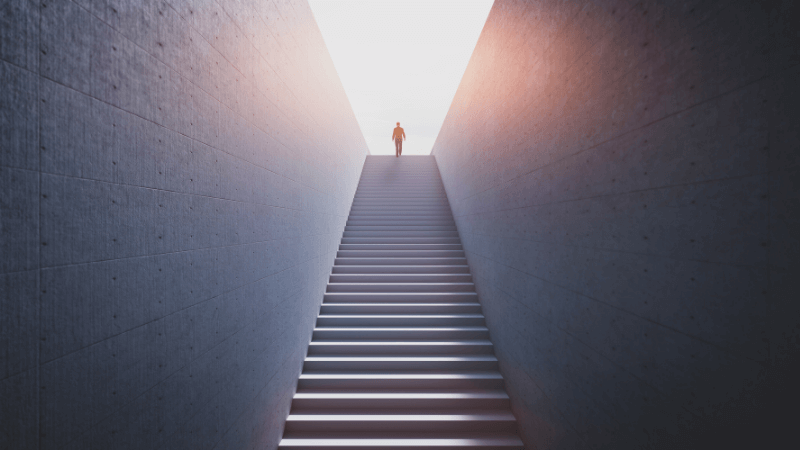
396, 122, 400, 126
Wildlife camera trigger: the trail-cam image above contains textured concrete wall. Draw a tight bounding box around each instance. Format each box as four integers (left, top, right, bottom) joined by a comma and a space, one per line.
1, 1, 367, 449
432, 0, 799, 448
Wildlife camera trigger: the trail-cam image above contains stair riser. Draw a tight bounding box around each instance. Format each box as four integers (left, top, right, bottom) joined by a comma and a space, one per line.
331, 266, 470, 274
323, 293, 477, 302
347, 210, 452, 216
352, 203, 449, 207
312, 330, 490, 340
349, 206, 450, 210
279, 444, 522, 450
328, 274, 472, 283
358, 179, 444, 181
319, 304, 482, 314
326, 284, 474, 293
307, 343, 494, 355
346, 217, 455, 222
296, 378, 505, 391
343, 232, 459, 237
340, 238, 461, 244
351, 199, 449, 203
354, 191, 447, 195
348, 211, 452, 215
345, 227, 457, 232
349, 206, 451, 210
336, 251, 465, 258
354, 195, 447, 199
303, 361, 498, 372
284, 420, 516, 433
315, 317, 486, 327
346, 217, 454, 222
347, 221, 456, 227
290, 398, 510, 410
335, 258, 467, 265
338, 244, 463, 250
292, 395, 511, 414
354, 199, 447, 202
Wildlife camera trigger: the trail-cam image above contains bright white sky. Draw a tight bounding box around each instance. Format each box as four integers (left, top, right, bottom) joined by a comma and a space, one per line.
308, 0, 495, 155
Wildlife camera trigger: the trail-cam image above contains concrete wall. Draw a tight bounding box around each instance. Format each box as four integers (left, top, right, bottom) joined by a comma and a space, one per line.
432, 0, 799, 448
1, 1, 367, 449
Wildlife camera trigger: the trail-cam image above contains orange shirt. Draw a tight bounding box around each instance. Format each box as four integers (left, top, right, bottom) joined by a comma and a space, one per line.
392, 127, 405, 140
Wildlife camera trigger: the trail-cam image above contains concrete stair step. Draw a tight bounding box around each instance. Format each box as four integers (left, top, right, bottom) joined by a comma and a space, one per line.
296, 372, 505, 391
352, 194, 447, 198
345, 226, 457, 232
342, 232, 460, 238
347, 220, 456, 226
307, 340, 494, 355
303, 356, 498, 372
347, 214, 455, 222
346, 217, 454, 222
346, 216, 454, 221
354, 193, 447, 197
283, 412, 516, 432
316, 314, 485, 327
328, 273, 472, 283
335, 249, 465, 258
356, 183, 444, 187
347, 215, 455, 222
355, 192, 446, 195
359, 176, 442, 179
360, 171, 441, 173
290, 391, 510, 409
279, 436, 522, 450
360, 172, 441, 175
323, 292, 478, 303
348, 208, 452, 213
340, 237, 461, 244
350, 202, 450, 207
312, 327, 490, 341
346, 215, 454, 220
319, 303, 482, 314
331, 265, 470, 274
334, 257, 467, 265
352, 201, 449, 206
337, 244, 463, 250
348, 210, 452, 215
356, 182, 444, 185
326, 282, 475, 293
351, 200, 449, 204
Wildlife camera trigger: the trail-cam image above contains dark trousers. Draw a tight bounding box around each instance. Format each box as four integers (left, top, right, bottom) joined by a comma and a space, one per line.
395, 138, 402, 156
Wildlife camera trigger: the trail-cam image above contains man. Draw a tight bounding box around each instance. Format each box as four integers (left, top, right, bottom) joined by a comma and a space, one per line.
392, 122, 406, 157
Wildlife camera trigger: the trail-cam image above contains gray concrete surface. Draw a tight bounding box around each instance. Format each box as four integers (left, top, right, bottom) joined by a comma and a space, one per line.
1, 1, 368, 449
432, 0, 800, 448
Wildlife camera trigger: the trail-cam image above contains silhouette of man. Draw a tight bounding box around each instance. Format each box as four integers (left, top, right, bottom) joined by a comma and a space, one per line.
392, 122, 406, 157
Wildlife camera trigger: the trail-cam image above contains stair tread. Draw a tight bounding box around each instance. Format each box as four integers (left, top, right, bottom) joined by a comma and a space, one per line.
320, 303, 481, 306
305, 356, 497, 361
287, 412, 515, 420
324, 292, 476, 295
309, 340, 492, 344
299, 372, 503, 379
317, 315, 484, 318
280, 437, 522, 445
293, 392, 508, 399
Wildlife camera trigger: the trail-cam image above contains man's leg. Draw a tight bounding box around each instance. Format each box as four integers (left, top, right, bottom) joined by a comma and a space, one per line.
395, 139, 400, 157
398, 139, 402, 156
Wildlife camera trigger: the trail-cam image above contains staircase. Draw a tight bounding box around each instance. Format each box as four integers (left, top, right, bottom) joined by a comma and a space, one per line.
278, 155, 523, 449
